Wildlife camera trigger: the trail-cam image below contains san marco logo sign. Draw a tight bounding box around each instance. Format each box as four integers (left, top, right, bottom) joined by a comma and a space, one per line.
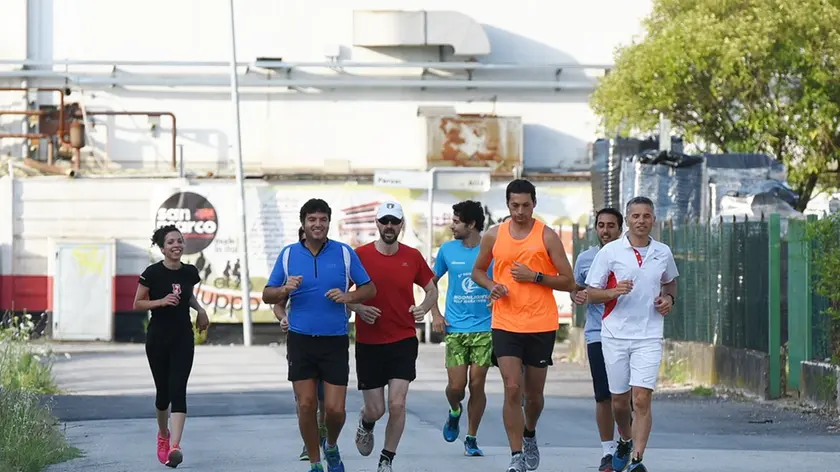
155, 191, 218, 255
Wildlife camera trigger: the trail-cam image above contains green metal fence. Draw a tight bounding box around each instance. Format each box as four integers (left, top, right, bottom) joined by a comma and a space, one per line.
812, 295, 833, 361
787, 215, 836, 368
572, 218, 773, 352
571, 213, 840, 397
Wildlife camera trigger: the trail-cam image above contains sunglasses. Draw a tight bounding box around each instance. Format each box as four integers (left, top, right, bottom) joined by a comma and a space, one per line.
378, 216, 403, 226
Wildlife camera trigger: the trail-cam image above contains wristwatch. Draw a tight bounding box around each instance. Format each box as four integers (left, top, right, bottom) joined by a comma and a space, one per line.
665, 293, 675, 304
535, 272, 544, 283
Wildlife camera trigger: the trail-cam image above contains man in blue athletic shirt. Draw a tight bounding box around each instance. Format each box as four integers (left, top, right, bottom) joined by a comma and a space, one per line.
430, 200, 493, 457
570, 207, 623, 472
277, 227, 328, 462
263, 198, 376, 472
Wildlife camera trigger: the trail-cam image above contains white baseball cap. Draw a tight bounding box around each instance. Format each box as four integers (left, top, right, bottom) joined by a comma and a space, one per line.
376, 201, 404, 220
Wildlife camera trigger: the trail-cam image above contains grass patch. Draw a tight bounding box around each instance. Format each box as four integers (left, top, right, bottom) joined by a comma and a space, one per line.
0, 312, 82, 471
555, 325, 569, 343
660, 355, 689, 384
691, 385, 715, 397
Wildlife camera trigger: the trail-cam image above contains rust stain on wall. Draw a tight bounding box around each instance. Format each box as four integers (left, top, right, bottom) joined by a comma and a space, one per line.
426, 114, 522, 173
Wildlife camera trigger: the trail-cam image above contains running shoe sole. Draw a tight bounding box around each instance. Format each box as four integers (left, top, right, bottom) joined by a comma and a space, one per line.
165, 449, 183, 468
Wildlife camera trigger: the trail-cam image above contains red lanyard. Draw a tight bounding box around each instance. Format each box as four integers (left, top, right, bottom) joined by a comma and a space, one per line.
632, 248, 643, 267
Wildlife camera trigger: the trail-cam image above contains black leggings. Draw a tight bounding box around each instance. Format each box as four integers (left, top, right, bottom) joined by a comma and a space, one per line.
145, 337, 195, 414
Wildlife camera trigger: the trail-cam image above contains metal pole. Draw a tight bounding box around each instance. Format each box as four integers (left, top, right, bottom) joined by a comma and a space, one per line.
227, 0, 253, 346
425, 168, 437, 344
767, 213, 782, 399
178, 144, 185, 178
659, 113, 671, 152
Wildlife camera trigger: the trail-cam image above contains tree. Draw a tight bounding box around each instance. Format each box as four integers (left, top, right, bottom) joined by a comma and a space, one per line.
590, 0, 840, 210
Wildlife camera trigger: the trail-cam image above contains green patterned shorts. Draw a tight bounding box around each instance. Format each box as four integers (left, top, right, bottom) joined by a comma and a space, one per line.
445, 332, 493, 368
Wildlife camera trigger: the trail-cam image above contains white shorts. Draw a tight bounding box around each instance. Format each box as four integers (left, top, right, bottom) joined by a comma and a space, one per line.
601, 337, 663, 394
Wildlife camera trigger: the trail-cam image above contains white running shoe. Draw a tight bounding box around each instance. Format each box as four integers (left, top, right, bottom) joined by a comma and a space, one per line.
523, 436, 540, 470
355, 413, 375, 456
507, 452, 526, 472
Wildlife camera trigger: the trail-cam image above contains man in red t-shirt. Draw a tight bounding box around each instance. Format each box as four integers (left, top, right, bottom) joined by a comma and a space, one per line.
348, 200, 438, 472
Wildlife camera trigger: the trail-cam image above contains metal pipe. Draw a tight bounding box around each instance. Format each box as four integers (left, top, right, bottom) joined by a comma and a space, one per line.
0, 87, 68, 146
7, 158, 16, 293
23, 157, 76, 177
76, 172, 184, 179
426, 168, 436, 344
0, 58, 614, 70
0, 110, 44, 115
0, 133, 50, 139
178, 144, 185, 178
228, 0, 254, 347
0, 71, 596, 90
86, 111, 178, 170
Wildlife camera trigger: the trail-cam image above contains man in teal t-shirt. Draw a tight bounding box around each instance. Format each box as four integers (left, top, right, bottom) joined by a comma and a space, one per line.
431, 200, 492, 457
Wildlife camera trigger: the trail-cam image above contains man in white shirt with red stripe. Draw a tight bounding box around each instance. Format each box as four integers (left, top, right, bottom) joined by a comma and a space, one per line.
584, 196, 678, 472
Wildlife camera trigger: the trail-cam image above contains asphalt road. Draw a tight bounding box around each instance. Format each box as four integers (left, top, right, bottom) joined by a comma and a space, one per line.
42, 342, 840, 472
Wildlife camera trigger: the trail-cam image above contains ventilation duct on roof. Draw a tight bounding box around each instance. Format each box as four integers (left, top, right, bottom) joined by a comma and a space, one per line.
352, 10, 491, 57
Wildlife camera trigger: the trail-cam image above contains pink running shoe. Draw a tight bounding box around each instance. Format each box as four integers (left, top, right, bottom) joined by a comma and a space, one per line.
166, 445, 183, 468
156, 432, 170, 464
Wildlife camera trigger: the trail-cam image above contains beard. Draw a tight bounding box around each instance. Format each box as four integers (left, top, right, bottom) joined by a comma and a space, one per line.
379, 228, 399, 244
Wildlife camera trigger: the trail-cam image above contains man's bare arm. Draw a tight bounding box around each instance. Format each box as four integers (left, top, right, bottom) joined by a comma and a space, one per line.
661, 279, 677, 301
429, 276, 445, 318
262, 286, 292, 305
471, 226, 498, 291
586, 287, 618, 303
272, 296, 288, 321
539, 227, 577, 292
416, 280, 439, 313
345, 281, 376, 306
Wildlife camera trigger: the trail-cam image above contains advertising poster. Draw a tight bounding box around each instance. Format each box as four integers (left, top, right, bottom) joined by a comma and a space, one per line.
151, 181, 591, 324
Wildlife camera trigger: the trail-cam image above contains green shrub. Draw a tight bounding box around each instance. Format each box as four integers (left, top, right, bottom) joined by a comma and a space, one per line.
0, 312, 81, 471
805, 212, 840, 363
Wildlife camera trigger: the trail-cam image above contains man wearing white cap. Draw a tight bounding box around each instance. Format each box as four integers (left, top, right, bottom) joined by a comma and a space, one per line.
348, 200, 438, 472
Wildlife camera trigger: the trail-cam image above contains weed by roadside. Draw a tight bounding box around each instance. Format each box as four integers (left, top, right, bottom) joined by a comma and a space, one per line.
691, 385, 715, 397
0, 311, 81, 472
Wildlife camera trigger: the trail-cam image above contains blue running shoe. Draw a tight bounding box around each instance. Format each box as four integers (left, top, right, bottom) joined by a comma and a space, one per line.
464, 435, 483, 456
442, 403, 462, 442
324, 444, 345, 472
628, 460, 647, 471
309, 463, 324, 471
612, 439, 633, 471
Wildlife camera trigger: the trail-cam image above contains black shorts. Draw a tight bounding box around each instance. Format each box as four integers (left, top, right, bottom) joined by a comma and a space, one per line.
355, 336, 419, 390
587, 342, 611, 402
286, 330, 350, 386
491, 329, 555, 368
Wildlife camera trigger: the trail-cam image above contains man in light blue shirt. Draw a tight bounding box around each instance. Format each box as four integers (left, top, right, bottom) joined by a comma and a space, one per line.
430, 200, 492, 457
571, 207, 624, 472
263, 198, 376, 472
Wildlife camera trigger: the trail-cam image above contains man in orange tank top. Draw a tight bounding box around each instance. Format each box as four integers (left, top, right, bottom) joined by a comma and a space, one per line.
471, 179, 577, 472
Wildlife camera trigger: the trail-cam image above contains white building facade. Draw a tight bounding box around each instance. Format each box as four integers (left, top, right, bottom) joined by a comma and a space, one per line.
0, 0, 654, 343
1, 0, 652, 172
